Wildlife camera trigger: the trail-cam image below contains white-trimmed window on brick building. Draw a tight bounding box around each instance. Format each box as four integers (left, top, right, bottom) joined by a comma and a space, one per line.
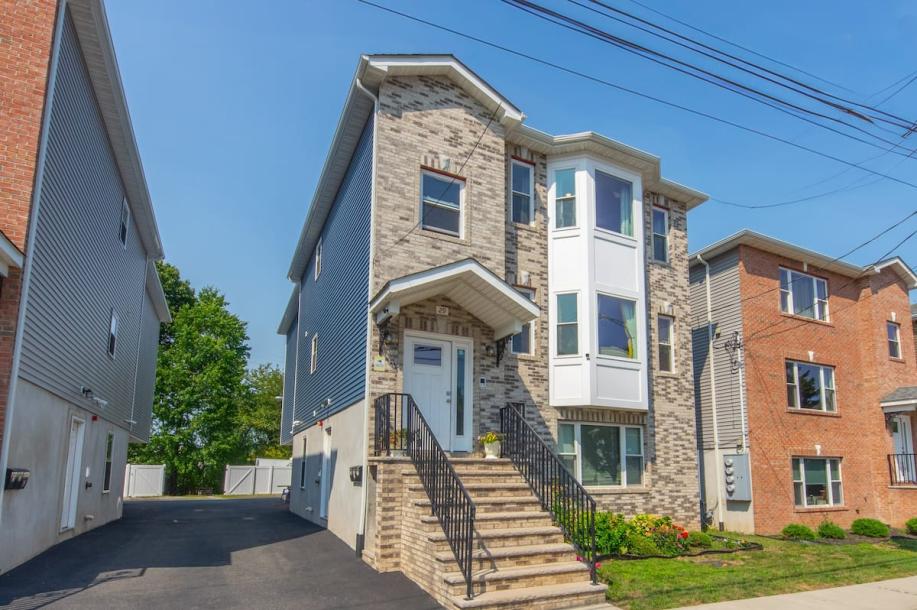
657, 315, 674, 372
888, 321, 902, 359
786, 360, 836, 412
652, 207, 669, 262
510, 159, 534, 225
511, 287, 535, 355
558, 422, 644, 487
780, 268, 828, 321
421, 169, 464, 237
793, 457, 843, 507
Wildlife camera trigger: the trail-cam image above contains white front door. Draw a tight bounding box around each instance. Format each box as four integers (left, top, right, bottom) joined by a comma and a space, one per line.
319, 427, 331, 519
61, 417, 85, 530
892, 415, 915, 483
403, 333, 473, 452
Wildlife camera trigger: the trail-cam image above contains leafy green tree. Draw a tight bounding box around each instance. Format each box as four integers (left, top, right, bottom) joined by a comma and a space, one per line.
238, 364, 291, 461
130, 264, 251, 494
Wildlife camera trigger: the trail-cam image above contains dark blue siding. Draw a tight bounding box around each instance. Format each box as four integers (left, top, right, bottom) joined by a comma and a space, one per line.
292, 117, 372, 431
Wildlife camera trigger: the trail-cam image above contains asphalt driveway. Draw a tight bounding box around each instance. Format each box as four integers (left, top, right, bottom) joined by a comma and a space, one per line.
0, 497, 439, 609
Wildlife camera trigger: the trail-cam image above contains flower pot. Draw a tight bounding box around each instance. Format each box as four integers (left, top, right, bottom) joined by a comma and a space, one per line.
484, 441, 502, 459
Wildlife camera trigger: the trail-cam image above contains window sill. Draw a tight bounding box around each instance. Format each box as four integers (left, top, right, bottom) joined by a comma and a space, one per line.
779, 313, 833, 327
102, 490, 110, 495
594, 226, 637, 243
511, 352, 538, 362
587, 485, 651, 495
655, 370, 679, 378
418, 227, 467, 245
786, 408, 840, 418
512, 221, 540, 234
794, 505, 848, 513
889, 357, 906, 364
889, 485, 917, 490
552, 225, 579, 233
650, 259, 671, 268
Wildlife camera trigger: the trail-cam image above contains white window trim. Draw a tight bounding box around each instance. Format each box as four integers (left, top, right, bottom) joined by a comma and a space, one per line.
651, 206, 669, 263
780, 267, 829, 321
510, 159, 535, 226
595, 291, 640, 363
299, 437, 307, 489
555, 291, 579, 358
551, 166, 578, 231
420, 168, 465, 238
108, 309, 119, 358
119, 197, 130, 248
314, 237, 322, 281
793, 457, 843, 507
559, 421, 644, 488
310, 334, 318, 374
786, 359, 836, 412
511, 287, 535, 355
889, 321, 902, 359
593, 167, 636, 240
657, 314, 674, 372
102, 431, 114, 493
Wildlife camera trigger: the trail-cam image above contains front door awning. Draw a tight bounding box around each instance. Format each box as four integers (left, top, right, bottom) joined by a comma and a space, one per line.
882, 387, 917, 413
369, 258, 540, 340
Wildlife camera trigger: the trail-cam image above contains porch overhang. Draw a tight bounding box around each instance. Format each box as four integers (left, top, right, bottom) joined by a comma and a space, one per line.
369, 259, 540, 340
882, 387, 917, 413
0, 230, 24, 278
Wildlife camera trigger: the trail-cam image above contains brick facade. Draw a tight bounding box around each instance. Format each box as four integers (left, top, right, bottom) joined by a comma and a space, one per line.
739, 245, 917, 532
0, 0, 58, 450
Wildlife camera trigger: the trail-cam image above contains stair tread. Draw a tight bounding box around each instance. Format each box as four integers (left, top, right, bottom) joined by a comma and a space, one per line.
449, 581, 607, 608
429, 526, 561, 542
435, 542, 575, 562
442, 561, 590, 584
415, 495, 539, 506
421, 511, 549, 523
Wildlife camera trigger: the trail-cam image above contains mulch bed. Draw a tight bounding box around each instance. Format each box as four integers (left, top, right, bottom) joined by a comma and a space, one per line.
597, 536, 763, 561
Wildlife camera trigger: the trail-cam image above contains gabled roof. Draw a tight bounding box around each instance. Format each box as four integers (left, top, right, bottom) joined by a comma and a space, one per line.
284, 54, 707, 284
690, 230, 917, 289
69, 0, 164, 260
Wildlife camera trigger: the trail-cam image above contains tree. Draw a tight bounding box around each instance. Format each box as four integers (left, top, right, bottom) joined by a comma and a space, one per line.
130, 264, 251, 494
238, 364, 290, 461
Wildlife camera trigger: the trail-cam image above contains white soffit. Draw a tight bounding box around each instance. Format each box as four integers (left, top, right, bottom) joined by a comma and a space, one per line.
370, 259, 540, 340
0, 231, 24, 278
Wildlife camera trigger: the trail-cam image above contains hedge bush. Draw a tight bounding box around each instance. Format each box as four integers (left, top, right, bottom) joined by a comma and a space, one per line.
851, 518, 889, 538
782, 523, 816, 541
686, 531, 713, 548
906, 517, 917, 536
817, 520, 846, 539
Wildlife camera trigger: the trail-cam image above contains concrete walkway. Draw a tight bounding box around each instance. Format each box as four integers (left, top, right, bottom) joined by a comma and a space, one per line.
673, 575, 917, 609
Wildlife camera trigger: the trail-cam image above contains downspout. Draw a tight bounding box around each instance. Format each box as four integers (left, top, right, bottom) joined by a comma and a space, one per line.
697, 254, 725, 531
0, 0, 68, 529
354, 77, 378, 558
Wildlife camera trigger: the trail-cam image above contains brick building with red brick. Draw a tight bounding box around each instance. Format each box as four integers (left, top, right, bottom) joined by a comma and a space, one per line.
691, 230, 917, 533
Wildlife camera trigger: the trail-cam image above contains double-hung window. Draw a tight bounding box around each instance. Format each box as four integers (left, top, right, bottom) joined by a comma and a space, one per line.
511, 288, 535, 355
556, 293, 578, 355
554, 169, 576, 229
118, 198, 130, 247
597, 294, 638, 359
793, 457, 842, 507
786, 360, 836, 412
103, 432, 114, 493
314, 237, 322, 280
558, 422, 644, 487
299, 437, 307, 489
595, 170, 633, 236
511, 160, 534, 225
310, 334, 318, 374
652, 207, 668, 262
657, 315, 674, 372
888, 322, 902, 358
421, 170, 463, 236
780, 268, 828, 321
108, 310, 119, 358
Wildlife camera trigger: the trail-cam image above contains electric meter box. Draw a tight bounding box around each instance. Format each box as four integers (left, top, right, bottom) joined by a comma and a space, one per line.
723, 453, 751, 502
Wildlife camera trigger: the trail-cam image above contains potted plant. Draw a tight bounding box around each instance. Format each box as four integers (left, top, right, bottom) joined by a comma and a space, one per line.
480, 431, 503, 459
389, 428, 408, 457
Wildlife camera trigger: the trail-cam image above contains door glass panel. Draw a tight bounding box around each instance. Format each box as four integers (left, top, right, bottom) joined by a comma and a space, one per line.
455, 348, 466, 436
414, 345, 442, 366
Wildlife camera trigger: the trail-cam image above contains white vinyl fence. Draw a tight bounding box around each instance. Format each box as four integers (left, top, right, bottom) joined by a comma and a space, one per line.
124, 464, 165, 497
223, 464, 292, 495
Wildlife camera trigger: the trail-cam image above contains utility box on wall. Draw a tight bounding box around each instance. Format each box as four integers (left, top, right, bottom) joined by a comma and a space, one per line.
723, 453, 751, 502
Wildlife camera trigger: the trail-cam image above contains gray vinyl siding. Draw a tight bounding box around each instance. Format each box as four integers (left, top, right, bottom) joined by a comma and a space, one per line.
131, 289, 161, 442
690, 249, 746, 450
19, 11, 154, 433
281, 315, 299, 445
291, 116, 372, 433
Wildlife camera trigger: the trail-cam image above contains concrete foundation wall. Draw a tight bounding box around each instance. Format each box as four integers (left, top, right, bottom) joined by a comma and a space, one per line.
289, 399, 365, 549
1, 379, 128, 573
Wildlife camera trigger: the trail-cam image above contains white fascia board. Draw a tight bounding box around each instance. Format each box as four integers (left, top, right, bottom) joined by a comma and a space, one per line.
145, 261, 171, 323
0, 231, 24, 278
277, 285, 300, 335
872, 257, 917, 289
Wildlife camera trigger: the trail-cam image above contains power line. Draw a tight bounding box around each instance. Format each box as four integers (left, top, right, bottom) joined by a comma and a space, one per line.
875, 71, 917, 108
355, 0, 917, 193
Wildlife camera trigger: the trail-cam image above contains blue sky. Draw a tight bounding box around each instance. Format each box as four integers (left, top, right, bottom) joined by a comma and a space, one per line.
104, 0, 917, 367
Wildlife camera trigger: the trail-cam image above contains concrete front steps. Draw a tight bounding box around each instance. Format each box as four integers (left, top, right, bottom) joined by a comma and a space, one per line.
404, 458, 609, 610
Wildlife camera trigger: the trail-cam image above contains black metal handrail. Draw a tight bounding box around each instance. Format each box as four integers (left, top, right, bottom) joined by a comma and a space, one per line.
500, 403, 597, 583
888, 453, 917, 486
374, 393, 476, 599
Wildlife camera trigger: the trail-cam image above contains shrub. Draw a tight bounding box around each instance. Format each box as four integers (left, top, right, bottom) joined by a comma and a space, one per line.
594, 512, 632, 556
817, 520, 846, 539
782, 523, 816, 541
625, 530, 663, 556
686, 531, 713, 548
851, 518, 890, 538
906, 518, 917, 535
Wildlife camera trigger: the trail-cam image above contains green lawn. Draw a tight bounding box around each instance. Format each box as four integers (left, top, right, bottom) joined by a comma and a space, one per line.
601, 534, 917, 610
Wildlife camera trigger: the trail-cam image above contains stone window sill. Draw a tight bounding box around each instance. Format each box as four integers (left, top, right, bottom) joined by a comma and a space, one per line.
779, 313, 833, 327
786, 408, 840, 418
794, 505, 847, 513
587, 486, 651, 495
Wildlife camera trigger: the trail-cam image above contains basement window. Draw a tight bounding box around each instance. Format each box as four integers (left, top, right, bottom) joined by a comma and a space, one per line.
793, 457, 843, 507
558, 422, 643, 487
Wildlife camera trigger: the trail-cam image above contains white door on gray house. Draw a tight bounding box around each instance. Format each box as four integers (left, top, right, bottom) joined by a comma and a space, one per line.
61, 417, 85, 531
403, 333, 473, 452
